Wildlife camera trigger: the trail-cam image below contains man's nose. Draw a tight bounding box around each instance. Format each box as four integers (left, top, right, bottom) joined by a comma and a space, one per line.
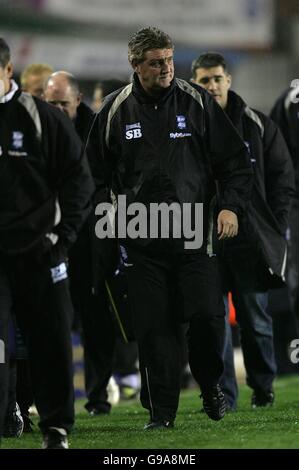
161, 60, 171, 72
207, 79, 217, 92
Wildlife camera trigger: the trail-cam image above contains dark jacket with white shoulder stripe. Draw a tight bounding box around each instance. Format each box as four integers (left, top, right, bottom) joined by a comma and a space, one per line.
89, 74, 252, 254
270, 86, 299, 194
0, 84, 94, 255
224, 90, 295, 284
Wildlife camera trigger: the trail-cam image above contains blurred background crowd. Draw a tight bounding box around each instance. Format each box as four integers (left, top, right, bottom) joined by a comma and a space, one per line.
1, 0, 299, 113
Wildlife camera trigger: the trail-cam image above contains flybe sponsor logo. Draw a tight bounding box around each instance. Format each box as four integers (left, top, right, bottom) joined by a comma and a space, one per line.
125, 122, 142, 140
8, 151, 28, 157
170, 132, 192, 139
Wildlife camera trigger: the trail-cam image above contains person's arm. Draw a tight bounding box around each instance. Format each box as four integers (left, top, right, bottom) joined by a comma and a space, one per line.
85, 98, 117, 204
202, 91, 253, 238
263, 115, 295, 234
52, 112, 95, 248
270, 91, 293, 156
84, 96, 119, 279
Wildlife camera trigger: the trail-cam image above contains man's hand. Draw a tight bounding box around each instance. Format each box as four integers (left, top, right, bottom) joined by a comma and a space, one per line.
217, 210, 238, 240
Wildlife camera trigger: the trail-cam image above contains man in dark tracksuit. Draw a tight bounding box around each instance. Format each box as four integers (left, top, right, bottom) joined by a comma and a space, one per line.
270, 86, 299, 322
45, 71, 116, 415
90, 27, 253, 429
0, 39, 94, 448
192, 53, 294, 409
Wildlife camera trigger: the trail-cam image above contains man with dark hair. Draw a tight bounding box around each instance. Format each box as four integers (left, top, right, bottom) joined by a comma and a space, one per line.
0, 37, 10, 68
191, 53, 227, 80
0, 38, 94, 448
89, 27, 253, 429
192, 52, 294, 410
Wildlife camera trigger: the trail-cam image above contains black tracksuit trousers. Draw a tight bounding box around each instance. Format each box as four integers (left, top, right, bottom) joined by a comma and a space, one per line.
125, 247, 225, 423
68, 228, 116, 414
0, 250, 74, 437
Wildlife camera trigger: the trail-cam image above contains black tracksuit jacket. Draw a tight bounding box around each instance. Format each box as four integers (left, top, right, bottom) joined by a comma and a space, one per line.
224, 90, 295, 281
0, 86, 94, 255
89, 74, 253, 254
270, 87, 299, 194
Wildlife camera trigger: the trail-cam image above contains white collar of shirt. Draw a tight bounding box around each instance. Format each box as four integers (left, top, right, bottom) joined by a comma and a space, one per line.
0, 79, 19, 104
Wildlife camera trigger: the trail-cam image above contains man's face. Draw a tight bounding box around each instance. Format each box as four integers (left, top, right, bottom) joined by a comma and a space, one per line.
24, 72, 51, 99
0, 61, 13, 98
91, 86, 103, 112
133, 48, 174, 95
193, 65, 231, 109
44, 79, 80, 120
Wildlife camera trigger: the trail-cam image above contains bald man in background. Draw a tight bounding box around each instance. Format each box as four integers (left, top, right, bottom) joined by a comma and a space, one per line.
44, 72, 118, 416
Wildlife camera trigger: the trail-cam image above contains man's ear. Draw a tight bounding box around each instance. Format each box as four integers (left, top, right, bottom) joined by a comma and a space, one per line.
77, 92, 82, 105
227, 74, 232, 89
131, 60, 139, 74
5, 61, 13, 79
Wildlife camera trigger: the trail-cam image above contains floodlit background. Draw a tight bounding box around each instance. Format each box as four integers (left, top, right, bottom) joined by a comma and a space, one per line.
1, 0, 299, 111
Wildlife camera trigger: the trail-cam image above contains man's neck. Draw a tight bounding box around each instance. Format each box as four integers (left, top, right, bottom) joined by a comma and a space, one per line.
0, 79, 19, 103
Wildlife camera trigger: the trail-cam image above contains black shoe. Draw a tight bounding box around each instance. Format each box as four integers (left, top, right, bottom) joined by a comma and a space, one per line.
144, 420, 174, 430
201, 384, 226, 421
3, 402, 24, 438
87, 407, 110, 416
42, 427, 69, 449
200, 401, 235, 414
85, 403, 111, 416
251, 390, 274, 408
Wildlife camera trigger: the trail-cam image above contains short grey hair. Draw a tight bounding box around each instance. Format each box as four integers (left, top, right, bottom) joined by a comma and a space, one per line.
128, 27, 174, 65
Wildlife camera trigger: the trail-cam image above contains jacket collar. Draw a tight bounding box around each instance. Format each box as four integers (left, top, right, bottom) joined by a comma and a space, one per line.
225, 90, 247, 126
0, 80, 20, 104
132, 72, 175, 104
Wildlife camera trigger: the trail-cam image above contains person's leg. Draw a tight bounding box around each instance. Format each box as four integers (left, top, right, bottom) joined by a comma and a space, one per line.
82, 283, 116, 414
126, 248, 181, 424
113, 339, 139, 399
15, 252, 75, 436
232, 289, 276, 399
177, 254, 225, 388
69, 228, 117, 415
15, 321, 34, 432
16, 357, 34, 432
3, 354, 24, 438
0, 263, 12, 439
219, 295, 238, 410
288, 201, 299, 326
223, 249, 276, 405
177, 253, 226, 420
